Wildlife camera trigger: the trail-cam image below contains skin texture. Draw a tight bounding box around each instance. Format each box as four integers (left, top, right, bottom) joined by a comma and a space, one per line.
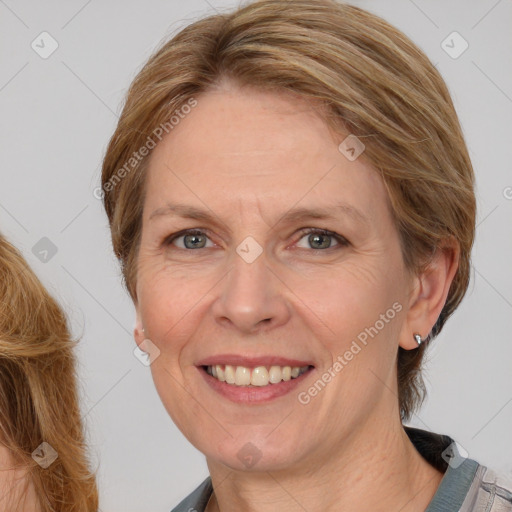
0, 445, 40, 511
133, 80, 458, 511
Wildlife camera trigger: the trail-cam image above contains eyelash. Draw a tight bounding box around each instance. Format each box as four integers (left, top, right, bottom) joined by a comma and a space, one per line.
296, 228, 350, 250
164, 228, 350, 251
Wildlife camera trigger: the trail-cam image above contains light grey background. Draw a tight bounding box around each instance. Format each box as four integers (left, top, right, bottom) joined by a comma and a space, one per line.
1, 0, 511, 510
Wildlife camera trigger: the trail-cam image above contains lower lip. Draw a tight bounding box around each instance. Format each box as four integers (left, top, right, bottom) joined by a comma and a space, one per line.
198, 367, 314, 404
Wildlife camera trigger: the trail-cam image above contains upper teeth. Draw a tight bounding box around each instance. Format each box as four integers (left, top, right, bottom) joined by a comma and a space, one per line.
206, 365, 309, 386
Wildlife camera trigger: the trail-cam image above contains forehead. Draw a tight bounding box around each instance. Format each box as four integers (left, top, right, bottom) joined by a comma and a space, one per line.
144, 85, 387, 223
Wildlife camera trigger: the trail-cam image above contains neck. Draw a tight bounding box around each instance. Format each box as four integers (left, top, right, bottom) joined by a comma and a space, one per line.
205, 416, 443, 512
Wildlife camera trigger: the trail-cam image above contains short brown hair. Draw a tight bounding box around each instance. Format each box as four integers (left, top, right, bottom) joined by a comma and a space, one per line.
101, 0, 476, 420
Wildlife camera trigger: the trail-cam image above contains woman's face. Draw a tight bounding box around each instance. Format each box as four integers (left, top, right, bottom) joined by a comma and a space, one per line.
135, 83, 417, 472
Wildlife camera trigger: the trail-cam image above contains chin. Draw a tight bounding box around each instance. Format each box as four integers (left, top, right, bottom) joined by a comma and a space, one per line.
203, 432, 306, 473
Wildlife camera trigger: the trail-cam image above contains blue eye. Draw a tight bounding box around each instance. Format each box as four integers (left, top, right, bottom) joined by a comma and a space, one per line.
167, 230, 213, 249
164, 228, 349, 251
296, 229, 348, 250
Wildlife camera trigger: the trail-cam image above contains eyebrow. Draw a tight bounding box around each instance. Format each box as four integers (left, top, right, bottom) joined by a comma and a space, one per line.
149, 202, 369, 227
274, 204, 369, 228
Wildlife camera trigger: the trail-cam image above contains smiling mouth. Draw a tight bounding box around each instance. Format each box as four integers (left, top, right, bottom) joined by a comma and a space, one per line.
203, 364, 313, 387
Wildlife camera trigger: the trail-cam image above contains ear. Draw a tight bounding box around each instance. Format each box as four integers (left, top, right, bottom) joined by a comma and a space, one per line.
399, 238, 460, 350
133, 303, 145, 348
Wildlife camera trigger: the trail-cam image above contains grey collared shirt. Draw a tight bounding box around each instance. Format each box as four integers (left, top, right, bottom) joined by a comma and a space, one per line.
171, 428, 512, 512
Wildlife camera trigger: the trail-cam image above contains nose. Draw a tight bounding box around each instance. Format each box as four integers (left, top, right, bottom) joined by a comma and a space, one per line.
211, 249, 291, 334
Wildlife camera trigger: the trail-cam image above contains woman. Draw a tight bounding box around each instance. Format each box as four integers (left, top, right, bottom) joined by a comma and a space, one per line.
100, 0, 511, 510
0, 233, 98, 511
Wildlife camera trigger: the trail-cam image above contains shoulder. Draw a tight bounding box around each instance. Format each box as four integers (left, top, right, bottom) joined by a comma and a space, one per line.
403, 427, 512, 512
466, 465, 512, 511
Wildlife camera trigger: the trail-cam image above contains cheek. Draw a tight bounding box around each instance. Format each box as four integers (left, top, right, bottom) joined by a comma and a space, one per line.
292, 258, 405, 342
137, 268, 210, 356
293, 261, 406, 410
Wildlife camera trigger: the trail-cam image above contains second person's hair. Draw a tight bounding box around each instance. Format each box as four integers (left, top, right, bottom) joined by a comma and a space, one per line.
0, 233, 98, 511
